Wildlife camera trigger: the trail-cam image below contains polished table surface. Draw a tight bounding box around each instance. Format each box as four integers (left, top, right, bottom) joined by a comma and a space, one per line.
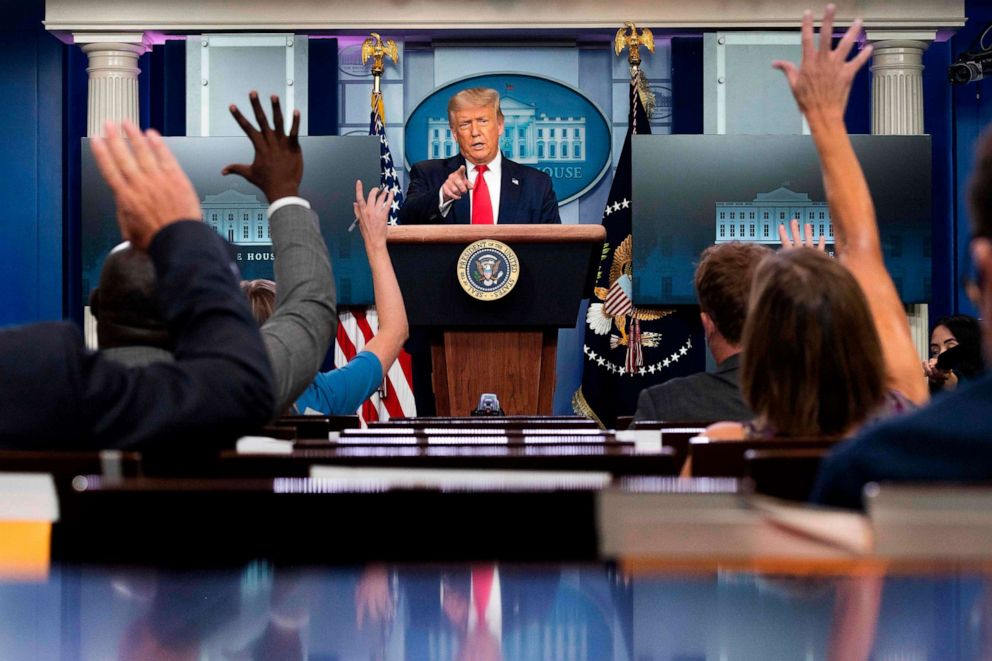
1, 560, 988, 660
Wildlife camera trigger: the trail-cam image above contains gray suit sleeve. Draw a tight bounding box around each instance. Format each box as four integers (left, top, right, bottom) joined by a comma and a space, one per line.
261, 204, 337, 415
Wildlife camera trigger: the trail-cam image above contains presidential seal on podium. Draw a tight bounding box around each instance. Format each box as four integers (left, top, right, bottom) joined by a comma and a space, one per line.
457, 239, 520, 301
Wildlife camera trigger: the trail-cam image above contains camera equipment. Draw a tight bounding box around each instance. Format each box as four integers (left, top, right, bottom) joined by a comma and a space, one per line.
471, 393, 505, 416
949, 24, 992, 85
949, 51, 992, 85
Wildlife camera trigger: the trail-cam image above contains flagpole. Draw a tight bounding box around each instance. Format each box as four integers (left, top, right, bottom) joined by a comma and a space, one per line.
342, 33, 416, 422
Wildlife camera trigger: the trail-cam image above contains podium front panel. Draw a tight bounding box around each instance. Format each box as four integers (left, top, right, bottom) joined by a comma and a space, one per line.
390, 242, 597, 327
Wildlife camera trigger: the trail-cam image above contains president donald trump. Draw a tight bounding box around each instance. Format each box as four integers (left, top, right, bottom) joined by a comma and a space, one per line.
398, 87, 561, 225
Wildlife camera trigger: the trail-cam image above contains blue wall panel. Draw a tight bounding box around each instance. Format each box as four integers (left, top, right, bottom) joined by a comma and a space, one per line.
63, 47, 88, 325
924, 39, 956, 321
0, 1, 63, 327
950, 0, 992, 317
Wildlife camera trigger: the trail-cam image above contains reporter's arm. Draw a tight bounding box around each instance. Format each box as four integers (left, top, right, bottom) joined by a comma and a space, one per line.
261, 202, 337, 414
222, 93, 338, 415
294, 351, 383, 416
776, 7, 927, 404
356, 184, 410, 374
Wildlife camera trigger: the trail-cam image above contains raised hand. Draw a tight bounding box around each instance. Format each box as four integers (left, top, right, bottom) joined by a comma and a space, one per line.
778, 217, 827, 252
90, 120, 202, 250
772, 4, 873, 124
441, 165, 472, 203
353, 180, 394, 253
223, 91, 303, 202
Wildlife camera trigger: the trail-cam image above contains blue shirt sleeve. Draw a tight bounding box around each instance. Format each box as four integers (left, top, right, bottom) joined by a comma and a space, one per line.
293, 351, 383, 416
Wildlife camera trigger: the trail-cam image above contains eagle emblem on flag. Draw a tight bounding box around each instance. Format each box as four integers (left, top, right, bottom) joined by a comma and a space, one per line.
585, 234, 671, 372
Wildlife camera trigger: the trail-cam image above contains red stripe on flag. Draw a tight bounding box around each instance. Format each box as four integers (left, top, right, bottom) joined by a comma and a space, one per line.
336, 319, 358, 361
398, 348, 414, 389
353, 308, 408, 420
353, 309, 375, 344
604, 286, 632, 317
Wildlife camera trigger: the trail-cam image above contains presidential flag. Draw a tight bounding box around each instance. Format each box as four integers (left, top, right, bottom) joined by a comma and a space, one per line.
572, 71, 702, 428
334, 91, 416, 423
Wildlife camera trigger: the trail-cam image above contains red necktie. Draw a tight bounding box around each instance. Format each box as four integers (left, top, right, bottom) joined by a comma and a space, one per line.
471, 164, 494, 225
471, 565, 495, 623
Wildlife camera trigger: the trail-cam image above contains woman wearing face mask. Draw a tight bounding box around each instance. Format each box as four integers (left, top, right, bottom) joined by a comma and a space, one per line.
924, 315, 984, 393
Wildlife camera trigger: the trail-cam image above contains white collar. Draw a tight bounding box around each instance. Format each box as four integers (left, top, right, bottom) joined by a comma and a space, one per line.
469, 150, 502, 176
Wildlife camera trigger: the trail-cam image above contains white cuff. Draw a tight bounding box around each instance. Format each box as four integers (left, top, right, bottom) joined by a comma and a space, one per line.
438, 189, 453, 217
268, 196, 311, 218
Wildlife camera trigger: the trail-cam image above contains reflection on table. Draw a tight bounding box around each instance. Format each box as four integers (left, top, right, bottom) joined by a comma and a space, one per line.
2, 561, 991, 660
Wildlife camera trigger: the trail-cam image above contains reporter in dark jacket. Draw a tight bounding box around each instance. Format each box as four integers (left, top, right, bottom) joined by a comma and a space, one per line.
0, 120, 273, 450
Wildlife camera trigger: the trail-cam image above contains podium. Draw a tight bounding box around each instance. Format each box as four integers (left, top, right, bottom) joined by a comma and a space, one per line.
388, 225, 605, 416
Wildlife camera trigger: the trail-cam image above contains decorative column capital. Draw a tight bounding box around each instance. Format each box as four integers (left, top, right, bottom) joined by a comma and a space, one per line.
867, 31, 933, 137
73, 33, 149, 138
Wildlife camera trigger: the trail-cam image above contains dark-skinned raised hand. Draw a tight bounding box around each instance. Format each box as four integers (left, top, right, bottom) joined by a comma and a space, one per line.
222, 91, 303, 202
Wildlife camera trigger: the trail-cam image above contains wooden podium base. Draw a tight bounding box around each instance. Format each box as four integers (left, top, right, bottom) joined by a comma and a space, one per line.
431, 329, 558, 416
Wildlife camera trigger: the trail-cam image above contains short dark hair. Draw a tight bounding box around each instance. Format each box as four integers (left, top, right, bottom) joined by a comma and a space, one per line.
90, 243, 171, 350
740, 249, 887, 437
240, 279, 276, 326
694, 242, 772, 345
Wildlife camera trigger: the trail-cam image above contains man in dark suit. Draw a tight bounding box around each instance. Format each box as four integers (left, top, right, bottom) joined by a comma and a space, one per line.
398, 87, 561, 225
634, 241, 770, 423
0, 120, 273, 450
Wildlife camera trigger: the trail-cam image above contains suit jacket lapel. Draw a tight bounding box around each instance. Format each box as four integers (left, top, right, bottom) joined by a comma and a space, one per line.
499, 157, 522, 224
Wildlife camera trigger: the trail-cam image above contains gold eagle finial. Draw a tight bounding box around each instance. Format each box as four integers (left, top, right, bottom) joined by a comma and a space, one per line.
614, 22, 656, 118
361, 32, 399, 77
614, 22, 655, 69
361, 32, 399, 95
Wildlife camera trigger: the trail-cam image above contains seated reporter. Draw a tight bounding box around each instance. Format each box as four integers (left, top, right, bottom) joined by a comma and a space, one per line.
91, 92, 337, 416
243, 181, 409, 415
0, 121, 273, 450
701, 7, 925, 450
634, 241, 770, 424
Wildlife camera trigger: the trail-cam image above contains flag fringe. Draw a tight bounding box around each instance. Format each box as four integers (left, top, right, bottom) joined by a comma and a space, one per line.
571, 387, 607, 430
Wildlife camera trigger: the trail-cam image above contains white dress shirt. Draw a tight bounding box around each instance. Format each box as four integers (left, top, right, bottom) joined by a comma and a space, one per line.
439, 151, 503, 224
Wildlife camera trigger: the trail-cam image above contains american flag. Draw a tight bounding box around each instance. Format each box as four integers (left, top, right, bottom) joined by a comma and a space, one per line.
333, 91, 416, 423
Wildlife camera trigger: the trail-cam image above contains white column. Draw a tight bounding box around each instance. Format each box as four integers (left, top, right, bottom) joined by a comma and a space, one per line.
869, 38, 928, 135
867, 31, 934, 361
74, 33, 149, 347
80, 43, 143, 137
74, 33, 149, 137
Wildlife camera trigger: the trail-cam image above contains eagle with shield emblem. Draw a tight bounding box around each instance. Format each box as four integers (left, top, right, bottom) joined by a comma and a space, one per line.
586, 234, 671, 368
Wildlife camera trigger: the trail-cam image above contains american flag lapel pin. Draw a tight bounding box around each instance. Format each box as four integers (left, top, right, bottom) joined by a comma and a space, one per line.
512, 177, 520, 185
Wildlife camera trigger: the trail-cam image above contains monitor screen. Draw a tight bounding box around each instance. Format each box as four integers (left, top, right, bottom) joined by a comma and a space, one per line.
81, 136, 381, 306
631, 134, 932, 305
